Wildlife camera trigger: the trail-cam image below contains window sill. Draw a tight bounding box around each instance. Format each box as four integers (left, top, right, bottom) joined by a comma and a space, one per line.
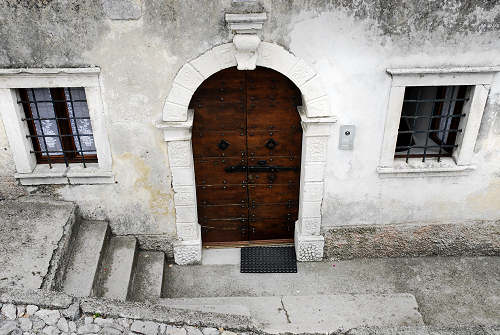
377, 158, 476, 178
15, 163, 115, 185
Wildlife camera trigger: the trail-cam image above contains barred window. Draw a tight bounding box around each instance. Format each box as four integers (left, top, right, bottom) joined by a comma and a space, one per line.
395, 85, 470, 162
19, 87, 97, 167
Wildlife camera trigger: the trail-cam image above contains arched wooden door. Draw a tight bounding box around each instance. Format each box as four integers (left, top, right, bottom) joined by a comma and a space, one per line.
190, 67, 302, 245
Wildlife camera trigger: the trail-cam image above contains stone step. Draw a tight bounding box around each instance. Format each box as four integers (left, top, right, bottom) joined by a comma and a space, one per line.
160, 294, 424, 334
130, 251, 165, 301
62, 220, 109, 297
95, 236, 137, 301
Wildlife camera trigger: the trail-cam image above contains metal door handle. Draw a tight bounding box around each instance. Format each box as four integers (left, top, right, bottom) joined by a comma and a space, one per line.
225, 165, 298, 173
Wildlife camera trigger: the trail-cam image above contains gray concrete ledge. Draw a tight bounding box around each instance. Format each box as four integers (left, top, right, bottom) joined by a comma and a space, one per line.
0, 288, 73, 309
324, 220, 500, 260
80, 297, 253, 331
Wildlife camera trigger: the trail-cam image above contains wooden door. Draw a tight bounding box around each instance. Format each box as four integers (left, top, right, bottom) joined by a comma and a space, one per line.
190, 67, 302, 245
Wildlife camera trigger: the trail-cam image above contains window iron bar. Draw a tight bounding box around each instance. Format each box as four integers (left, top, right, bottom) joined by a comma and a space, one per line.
26, 134, 94, 138
396, 144, 458, 150
400, 114, 465, 119
30, 88, 54, 168
50, 89, 71, 167
437, 86, 456, 162
22, 116, 91, 121
398, 129, 462, 134
403, 98, 469, 103
30, 149, 97, 154
18, 99, 87, 104
422, 89, 445, 162
405, 89, 422, 162
67, 87, 88, 168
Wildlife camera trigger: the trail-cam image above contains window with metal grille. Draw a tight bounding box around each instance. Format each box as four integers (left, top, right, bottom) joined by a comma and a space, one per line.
19, 87, 97, 167
395, 85, 470, 162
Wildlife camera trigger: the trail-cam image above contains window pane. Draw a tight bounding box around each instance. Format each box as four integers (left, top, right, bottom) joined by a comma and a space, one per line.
65, 88, 96, 155
27, 88, 63, 156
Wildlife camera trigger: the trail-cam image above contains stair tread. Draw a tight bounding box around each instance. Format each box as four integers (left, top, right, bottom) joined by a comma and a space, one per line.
97, 236, 137, 300
62, 220, 109, 297
130, 251, 165, 301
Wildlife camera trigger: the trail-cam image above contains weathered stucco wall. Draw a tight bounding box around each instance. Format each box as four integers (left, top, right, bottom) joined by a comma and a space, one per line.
0, 0, 499, 252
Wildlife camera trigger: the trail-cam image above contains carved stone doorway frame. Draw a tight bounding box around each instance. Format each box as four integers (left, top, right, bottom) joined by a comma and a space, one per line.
157, 42, 336, 264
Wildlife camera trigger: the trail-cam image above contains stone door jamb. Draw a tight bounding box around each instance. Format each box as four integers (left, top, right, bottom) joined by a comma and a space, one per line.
157, 42, 336, 264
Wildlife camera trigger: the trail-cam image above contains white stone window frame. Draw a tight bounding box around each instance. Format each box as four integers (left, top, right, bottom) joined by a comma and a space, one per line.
156, 42, 336, 265
0, 68, 114, 185
378, 67, 499, 177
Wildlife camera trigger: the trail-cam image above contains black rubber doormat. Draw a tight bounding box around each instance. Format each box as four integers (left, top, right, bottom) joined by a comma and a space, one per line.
241, 246, 297, 273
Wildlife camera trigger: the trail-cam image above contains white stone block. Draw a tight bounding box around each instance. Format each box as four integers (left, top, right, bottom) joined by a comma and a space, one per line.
256, 42, 298, 76
300, 75, 327, 103
176, 223, 199, 240
167, 141, 193, 167
163, 101, 188, 122
303, 182, 323, 202
303, 163, 325, 182
163, 127, 191, 141
301, 217, 321, 235
174, 240, 202, 265
174, 63, 205, 91
171, 167, 195, 186
172, 184, 195, 194
191, 44, 237, 79
302, 123, 332, 137
305, 96, 332, 117
166, 83, 193, 107
175, 205, 197, 223
289, 58, 316, 87
301, 201, 321, 218
174, 190, 196, 206
294, 228, 324, 262
304, 137, 328, 162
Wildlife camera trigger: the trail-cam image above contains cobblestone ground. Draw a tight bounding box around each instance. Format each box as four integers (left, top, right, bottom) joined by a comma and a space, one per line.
0, 303, 243, 335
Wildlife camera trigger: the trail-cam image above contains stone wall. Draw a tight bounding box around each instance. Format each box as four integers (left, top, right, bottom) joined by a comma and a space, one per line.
0, 288, 251, 335
0, 302, 237, 335
0, 1, 499, 250
324, 220, 500, 260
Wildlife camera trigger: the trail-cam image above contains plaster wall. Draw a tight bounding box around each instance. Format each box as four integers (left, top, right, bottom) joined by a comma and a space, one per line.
0, 1, 499, 252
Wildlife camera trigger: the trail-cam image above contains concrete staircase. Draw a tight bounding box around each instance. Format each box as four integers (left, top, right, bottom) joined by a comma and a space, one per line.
61, 220, 165, 301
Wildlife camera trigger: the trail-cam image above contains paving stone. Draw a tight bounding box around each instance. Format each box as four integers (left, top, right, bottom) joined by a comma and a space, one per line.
100, 327, 122, 335
25, 306, 38, 317
42, 326, 60, 335
93, 318, 114, 328
201, 328, 219, 335
56, 318, 68, 333
32, 318, 45, 331
61, 303, 80, 321
0, 321, 20, 335
130, 320, 158, 335
1, 304, 17, 320
16, 307, 25, 318
68, 322, 76, 333
35, 310, 60, 326
115, 319, 130, 329
185, 327, 203, 335
77, 324, 100, 334
165, 326, 186, 335
18, 319, 32, 332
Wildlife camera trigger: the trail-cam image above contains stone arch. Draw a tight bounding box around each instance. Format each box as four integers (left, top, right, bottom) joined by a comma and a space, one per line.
158, 42, 336, 265
163, 42, 332, 122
